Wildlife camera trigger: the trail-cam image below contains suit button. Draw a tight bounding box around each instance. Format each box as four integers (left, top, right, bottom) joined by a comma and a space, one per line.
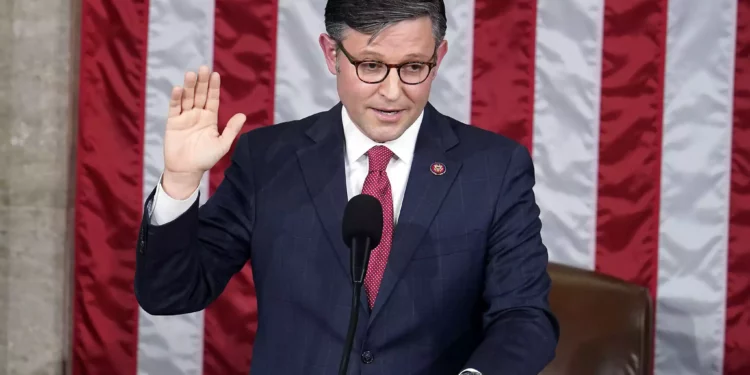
361, 350, 374, 364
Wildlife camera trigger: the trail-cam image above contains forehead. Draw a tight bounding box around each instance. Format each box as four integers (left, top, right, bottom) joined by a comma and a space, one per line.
342, 17, 436, 60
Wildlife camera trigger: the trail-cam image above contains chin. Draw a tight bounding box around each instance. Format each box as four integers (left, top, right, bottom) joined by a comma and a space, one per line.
354, 112, 414, 142
370, 127, 406, 143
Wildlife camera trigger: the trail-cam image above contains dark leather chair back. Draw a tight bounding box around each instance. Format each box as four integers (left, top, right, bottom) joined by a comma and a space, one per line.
540, 263, 653, 375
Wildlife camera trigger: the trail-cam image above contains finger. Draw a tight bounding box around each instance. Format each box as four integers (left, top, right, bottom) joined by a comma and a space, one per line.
220, 113, 247, 150
181, 71, 197, 111
193, 65, 211, 109
205, 72, 221, 113
168, 86, 183, 118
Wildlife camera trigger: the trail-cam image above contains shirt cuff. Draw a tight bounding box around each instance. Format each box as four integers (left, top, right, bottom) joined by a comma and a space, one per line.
150, 176, 199, 226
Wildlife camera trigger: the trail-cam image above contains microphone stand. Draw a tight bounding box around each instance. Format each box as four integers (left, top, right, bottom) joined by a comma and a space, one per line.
338, 236, 371, 375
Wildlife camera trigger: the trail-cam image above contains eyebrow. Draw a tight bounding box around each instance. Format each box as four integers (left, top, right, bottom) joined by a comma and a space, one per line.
358, 50, 432, 61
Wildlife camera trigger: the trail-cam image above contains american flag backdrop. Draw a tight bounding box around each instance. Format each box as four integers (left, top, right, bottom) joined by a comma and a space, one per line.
71, 0, 750, 374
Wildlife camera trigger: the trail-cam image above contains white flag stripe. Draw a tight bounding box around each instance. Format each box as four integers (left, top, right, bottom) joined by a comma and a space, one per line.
426, 0, 475, 124
655, 0, 738, 374
274, 0, 338, 124
532, 0, 605, 270
138, 0, 215, 373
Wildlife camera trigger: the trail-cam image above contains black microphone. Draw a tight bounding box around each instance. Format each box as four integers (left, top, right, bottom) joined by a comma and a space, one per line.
338, 194, 383, 375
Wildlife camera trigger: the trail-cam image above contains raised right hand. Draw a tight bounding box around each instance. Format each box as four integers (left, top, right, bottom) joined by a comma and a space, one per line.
162, 65, 246, 199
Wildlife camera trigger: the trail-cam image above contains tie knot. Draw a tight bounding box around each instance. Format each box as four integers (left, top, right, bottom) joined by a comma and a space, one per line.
367, 145, 393, 172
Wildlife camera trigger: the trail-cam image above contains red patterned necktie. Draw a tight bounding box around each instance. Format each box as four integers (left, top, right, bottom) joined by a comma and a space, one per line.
361, 145, 394, 309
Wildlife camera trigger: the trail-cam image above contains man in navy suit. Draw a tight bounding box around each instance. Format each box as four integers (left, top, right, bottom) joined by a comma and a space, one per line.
134, 0, 559, 374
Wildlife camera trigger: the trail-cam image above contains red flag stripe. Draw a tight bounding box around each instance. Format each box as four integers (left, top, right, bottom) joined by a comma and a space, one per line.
595, 3, 668, 372
71, 0, 149, 373
203, 0, 278, 373
725, 1, 750, 373
470, 0, 536, 151
594, 0, 667, 303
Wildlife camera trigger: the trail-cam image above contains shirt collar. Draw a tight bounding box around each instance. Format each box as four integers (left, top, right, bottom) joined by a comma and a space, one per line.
342, 105, 423, 166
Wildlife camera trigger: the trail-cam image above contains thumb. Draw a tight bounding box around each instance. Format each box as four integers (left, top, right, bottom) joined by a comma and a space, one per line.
220, 113, 246, 150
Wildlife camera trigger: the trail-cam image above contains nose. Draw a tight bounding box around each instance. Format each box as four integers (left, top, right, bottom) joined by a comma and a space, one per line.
377, 67, 402, 101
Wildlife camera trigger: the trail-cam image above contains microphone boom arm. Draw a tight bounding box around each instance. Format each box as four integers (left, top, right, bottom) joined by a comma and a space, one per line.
339, 236, 372, 375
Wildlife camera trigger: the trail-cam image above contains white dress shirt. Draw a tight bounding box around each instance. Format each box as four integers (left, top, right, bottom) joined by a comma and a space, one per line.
342, 106, 421, 224
150, 105, 422, 225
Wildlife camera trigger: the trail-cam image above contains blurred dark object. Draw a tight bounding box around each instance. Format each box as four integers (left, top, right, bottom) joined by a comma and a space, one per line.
541, 262, 654, 375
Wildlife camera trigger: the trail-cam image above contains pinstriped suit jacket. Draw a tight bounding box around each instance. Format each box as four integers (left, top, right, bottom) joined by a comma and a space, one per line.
135, 102, 559, 375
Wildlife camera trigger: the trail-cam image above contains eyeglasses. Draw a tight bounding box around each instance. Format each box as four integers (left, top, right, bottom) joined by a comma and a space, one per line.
336, 42, 437, 85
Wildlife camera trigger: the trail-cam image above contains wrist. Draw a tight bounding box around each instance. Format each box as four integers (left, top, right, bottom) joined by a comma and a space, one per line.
162, 170, 202, 200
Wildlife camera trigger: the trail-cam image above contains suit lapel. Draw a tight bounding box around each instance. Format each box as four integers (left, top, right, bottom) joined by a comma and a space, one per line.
296, 103, 355, 291
368, 103, 462, 325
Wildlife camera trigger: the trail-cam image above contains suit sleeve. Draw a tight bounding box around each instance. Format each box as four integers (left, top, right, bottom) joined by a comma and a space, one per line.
462, 144, 560, 374
134, 134, 255, 315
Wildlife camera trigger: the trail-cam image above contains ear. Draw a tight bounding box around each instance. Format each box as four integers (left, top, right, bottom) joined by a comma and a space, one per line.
319, 33, 338, 75
430, 39, 449, 79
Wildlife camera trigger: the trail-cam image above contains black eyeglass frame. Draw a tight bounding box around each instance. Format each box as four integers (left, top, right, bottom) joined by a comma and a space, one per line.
336, 42, 438, 85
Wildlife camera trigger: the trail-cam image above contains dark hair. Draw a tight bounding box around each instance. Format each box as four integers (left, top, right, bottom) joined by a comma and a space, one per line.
324, 0, 447, 45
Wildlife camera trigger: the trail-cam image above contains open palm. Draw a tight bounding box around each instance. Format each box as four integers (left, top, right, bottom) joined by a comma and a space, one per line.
164, 66, 246, 176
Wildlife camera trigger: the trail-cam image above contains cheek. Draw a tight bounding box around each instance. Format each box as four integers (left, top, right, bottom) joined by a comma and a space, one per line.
339, 75, 378, 102
403, 84, 431, 104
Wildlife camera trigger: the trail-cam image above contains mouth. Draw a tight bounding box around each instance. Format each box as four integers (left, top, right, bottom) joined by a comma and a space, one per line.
371, 107, 406, 122
374, 108, 403, 114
